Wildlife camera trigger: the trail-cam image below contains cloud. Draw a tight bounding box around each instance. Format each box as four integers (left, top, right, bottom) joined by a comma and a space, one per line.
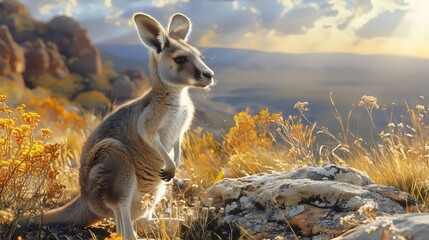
103, 0, 112, 8
21, 0, 77, 17
18, 0, 429, 58
356, 10, 407, 38
151, 0, 189, 8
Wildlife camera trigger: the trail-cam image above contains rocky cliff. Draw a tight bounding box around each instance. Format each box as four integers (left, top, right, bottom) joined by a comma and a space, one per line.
0, 0, 148, 105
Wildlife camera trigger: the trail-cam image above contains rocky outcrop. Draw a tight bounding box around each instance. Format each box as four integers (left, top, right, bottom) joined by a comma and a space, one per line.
0, 0, 149, 106
0, 25, 24, 87
67, 46, 101, 77
0, 0, 29, 16
335, 213, 429, 240
110, 69, 150, 102
202, 164, 416, 239
1, 3, 102, 78
22, 39, 69, 78
0, 25, 24, 73
46, 16, 101, 77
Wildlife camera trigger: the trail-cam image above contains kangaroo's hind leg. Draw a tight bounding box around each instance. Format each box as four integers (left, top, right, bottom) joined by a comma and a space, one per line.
84, 138, 138, 239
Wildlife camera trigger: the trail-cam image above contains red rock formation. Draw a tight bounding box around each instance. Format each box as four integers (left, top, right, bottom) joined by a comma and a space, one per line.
0, 25, 25, 87
0, 25, 25, 73
0, 0, 149, 104
23, 39, 49, 75
23, 38, 69, 78
47, 16, 101, 77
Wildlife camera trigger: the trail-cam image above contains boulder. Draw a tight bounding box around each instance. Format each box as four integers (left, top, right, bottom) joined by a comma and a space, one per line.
68, 29, 92, 56
68, 45, 101, 77
47, 20, 92, 58
23, 39, 50, 75
0, 25, 25, 73
46, 42, 69, 78
46, 16, 102, 77
23, 38, 69, 78
47, 16, 82, 36
0, 16, 20, 32
0, 40, 11, 75
202, 164, 416, 239
110, 75, 134, 101
335, 213, 429, 240
110, 69, 149, 102
0, 25, 25, 87
0, 0, 29, 16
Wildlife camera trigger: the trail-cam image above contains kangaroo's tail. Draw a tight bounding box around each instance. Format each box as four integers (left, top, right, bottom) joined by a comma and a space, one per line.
39, 194, 101, 227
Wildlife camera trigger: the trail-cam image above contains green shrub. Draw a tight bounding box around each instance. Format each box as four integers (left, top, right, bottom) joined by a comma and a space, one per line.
74, 90, 110, 113
26, 73, 84, 99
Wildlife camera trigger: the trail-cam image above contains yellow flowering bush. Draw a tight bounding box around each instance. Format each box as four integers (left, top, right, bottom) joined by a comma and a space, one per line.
28, 97, 85, 130
0, 95, 64, 233
223, 108, 282, 154
180, 108, 288, 188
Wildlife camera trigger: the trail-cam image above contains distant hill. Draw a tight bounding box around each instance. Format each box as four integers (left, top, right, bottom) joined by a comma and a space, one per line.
99, 44, 429, 133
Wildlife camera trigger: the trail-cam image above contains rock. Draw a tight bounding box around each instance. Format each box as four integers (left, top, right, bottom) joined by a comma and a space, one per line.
45, 17, 101, 77
68, 30, 92, 56
0, 25, 25, 87
23, 39, 50, 75
46, 42, 69, 78
202, 164, 416, 239
44, 16, 102, 77
47, 16, 82, 36
23, 39, 69, 78
0, 25, 25, 73
0, 0, 29, 16
68, 45, 101, 77
0, 16, 20, 32
284, 164, 374, 186
334, 213, 429, 240
110, 75, 134, 101
0, 2, 102, 80
110, 69, 149, 102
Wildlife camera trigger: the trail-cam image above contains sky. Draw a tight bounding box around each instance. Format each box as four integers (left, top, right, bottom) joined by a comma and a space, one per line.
20, 0, 429, 59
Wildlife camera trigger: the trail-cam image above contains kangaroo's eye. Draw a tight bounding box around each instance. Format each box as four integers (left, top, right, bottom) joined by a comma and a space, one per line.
173, 56, 187, 64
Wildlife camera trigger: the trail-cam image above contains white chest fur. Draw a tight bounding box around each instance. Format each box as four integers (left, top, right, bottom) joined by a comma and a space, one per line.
159, 96, 193, 151
142, 89, 194, 153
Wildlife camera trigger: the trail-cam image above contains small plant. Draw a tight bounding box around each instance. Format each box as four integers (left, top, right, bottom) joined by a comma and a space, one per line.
137, 184, 224, 240
0, 95, 64, 239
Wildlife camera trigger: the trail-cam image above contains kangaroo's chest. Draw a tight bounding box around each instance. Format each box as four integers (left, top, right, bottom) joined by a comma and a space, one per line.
159, 104, 193, 150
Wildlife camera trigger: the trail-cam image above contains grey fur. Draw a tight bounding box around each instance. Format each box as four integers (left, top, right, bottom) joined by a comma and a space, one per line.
39, 13, 214, 239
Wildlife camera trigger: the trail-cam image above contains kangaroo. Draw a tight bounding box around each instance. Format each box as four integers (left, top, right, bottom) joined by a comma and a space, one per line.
37, 13, 214, 239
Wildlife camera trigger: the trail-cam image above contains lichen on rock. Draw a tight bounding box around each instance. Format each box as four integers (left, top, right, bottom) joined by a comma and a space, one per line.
202, 164, 416, 239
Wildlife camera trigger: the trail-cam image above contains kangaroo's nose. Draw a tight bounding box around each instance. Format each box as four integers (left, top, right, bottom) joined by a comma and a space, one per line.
202, 70, 214, 79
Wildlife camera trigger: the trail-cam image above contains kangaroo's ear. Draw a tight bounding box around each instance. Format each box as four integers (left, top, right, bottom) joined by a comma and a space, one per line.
133, 13, 167, 53
167, 13, 192, 41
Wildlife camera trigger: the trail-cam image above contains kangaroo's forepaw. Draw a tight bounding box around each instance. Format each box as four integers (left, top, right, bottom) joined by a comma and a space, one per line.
160, 168, 175, 182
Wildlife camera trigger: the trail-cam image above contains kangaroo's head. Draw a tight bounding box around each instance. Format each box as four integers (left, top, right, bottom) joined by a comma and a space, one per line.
133, 13, 214, 89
